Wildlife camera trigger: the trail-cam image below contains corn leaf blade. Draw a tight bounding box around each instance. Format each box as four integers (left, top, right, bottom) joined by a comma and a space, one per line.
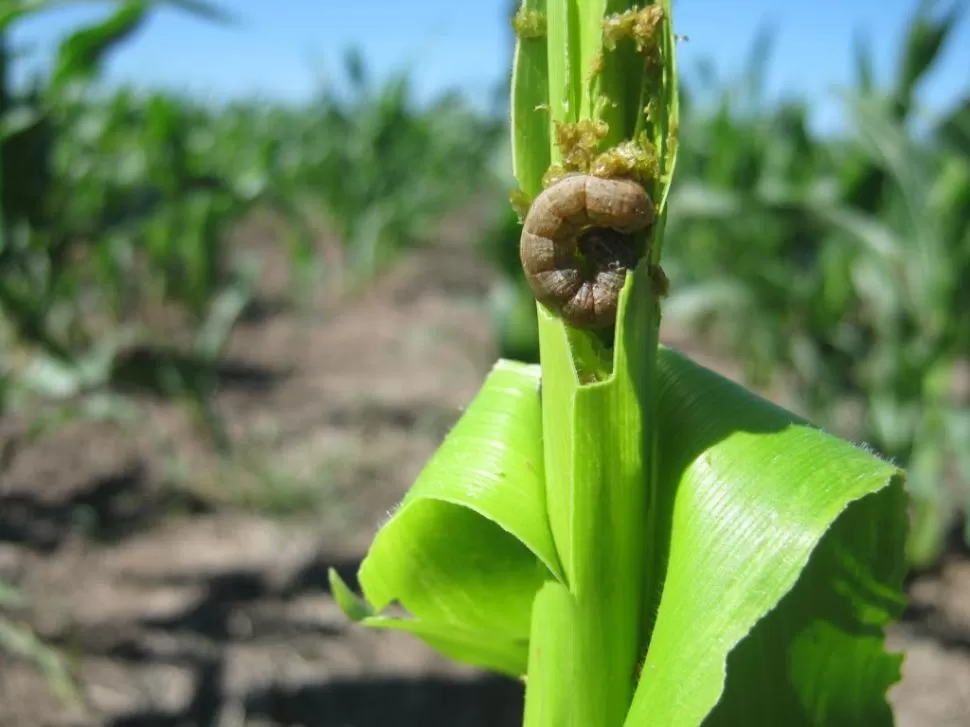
625, 347, 906, 726
335, 359, 557, 674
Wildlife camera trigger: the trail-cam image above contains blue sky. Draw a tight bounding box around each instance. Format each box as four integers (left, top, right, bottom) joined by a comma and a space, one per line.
10, 0, 970, 132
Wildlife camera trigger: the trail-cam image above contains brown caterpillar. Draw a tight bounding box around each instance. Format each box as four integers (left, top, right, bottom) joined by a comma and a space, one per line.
519, 173, 655, 328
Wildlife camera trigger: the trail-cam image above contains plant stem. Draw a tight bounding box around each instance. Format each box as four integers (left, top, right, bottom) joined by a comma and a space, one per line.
524, 261, 660, 725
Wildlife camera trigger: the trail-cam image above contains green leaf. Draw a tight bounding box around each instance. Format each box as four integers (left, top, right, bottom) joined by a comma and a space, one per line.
625, 347, 906, 726
0, 0, 58, 31
360, 614, 528, 677
339, 341, 907, 725
331, 564, 529, 676
51, 2, 150, 92
522, 580, 578, 725
158, 0, 236, 24
351, 359, 558, 673
510, 0, 550, 196
544, 0, 576, 138
328, 568, 374, 622
192, 258, 258, 361
894, 0, 964, 115
707, 474, 906, 725
936, 94, 970, 157
0, 0, 234, 32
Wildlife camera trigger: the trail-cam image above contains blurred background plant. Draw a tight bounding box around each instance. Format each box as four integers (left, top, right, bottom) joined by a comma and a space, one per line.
658, 0, 970, 568
0, 2, 506, 699
1, 0, 505, 443
286, 47, 506, 284
1, 0, 271, 451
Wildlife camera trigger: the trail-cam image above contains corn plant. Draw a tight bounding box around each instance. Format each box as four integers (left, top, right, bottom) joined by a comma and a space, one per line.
288, 48, 505, 283
0, 0, 278, 448
662, 0, 969, 567
332, 2, 908, 724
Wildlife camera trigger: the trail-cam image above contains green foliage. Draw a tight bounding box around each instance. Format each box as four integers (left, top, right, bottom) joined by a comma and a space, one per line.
0, 0, 939, 719
0, 0, 508, 701
333, 345, 907, 726
335, 1, 907, 725
662, 0, 969, 567
0, 1, 267, 436
283, 49, 504, 281
484, 0, 968, 569
0, 4, 504, 437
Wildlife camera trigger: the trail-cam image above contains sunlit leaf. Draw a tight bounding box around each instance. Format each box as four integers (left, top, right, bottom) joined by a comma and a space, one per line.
343, 359, 556, 673
627, 347, 906, 726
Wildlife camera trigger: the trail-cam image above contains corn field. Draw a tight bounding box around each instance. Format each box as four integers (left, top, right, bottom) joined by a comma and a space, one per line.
1, 0, 968, 716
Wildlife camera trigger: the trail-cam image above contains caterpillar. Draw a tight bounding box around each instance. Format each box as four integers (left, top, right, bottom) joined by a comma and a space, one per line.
519, 173, 655, 328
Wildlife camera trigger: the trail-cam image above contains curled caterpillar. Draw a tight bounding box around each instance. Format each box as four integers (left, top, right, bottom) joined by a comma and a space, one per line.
519, 173, 655, 328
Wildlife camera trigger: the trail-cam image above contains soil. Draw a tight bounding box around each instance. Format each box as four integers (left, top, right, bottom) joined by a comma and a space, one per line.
1, 207, 968, 727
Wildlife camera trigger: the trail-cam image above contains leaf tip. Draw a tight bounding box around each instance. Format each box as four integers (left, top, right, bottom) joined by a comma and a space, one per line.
328, 567, 374, 622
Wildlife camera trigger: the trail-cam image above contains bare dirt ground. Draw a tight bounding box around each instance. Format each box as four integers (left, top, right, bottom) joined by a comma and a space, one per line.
1, 210, 968, 726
